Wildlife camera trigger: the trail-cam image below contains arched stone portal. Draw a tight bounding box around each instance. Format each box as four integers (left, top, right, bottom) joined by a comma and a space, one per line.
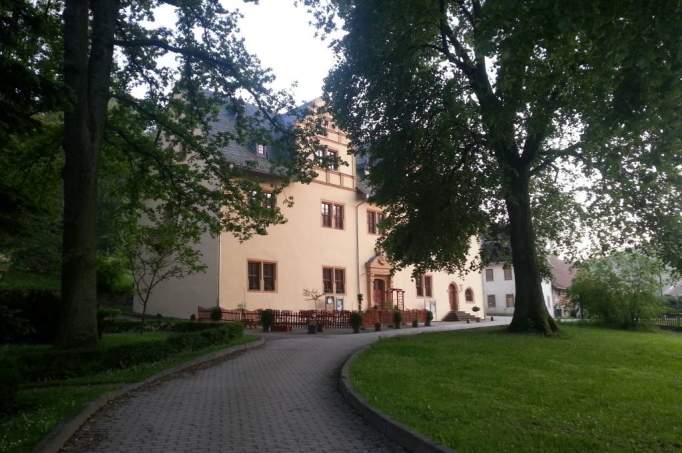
366, 254, 393, 310
448, 283, 459, 311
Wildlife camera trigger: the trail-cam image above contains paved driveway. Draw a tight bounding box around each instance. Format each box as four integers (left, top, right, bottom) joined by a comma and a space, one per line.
63, 320, 509, 453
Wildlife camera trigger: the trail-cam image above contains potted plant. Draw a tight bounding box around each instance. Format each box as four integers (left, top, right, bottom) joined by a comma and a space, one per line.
411, 319, 418, 328
393, 310, 402, 329
374, 322, 382, 331
307, 313, 317, 334
425, 310, 433, 327
472, 306, 481, 322
210, 306, 222, 322
350, 312, 363, 333
261, 309, 274, 333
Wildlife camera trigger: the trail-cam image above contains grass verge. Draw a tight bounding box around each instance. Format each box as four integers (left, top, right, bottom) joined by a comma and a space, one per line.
0, 333, 257, 453
350, 325, 682, 453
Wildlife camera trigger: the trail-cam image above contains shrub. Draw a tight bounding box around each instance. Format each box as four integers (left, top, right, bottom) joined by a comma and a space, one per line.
190, 314, 196, 321
412, 319, 418, 328
170, 321, 225, 333
350, 312, 363, 332
393, 310, 402, 328
102, 319, 142, 333
374, 322, 381, 331
570, 253, 665, 329
260, 309, 274, 331
15, 322, 244, 382
0, 288, 60, 342
472, 306, 481, 313
97, 308, 122, 339
0, 356, 20, 414
425, 310, 433, 326
0, 304, 35, 342
210, 306, 223, 321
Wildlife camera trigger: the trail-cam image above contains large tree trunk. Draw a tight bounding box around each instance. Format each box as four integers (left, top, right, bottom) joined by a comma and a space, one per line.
58, 0, 117, 348
504, 167, 558, 335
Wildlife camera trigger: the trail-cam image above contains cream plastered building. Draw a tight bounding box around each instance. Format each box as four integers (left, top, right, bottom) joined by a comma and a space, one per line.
137, 102, 485, 321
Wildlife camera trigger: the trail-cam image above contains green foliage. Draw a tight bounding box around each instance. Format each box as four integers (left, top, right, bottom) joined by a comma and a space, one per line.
472, 306, 481, 313
260, 309, 274, 330
170, 321, 224, 333
0, 356, 20, 414
210, 306, 223, 322
97, 255, 133, 295
101, 319, 142, 334
350, 311, 363, 331
0, 305, 35, 342
306, 0, 682, 332
411, 319, 418, 328
0, 289, 60, 342
392, 310, 402, 328
570, 253, 667, 329
425, 310, 434, 326
96, 308, 121, 339
13, 323, 244, 382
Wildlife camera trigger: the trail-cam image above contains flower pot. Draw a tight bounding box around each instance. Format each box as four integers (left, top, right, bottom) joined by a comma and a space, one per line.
466, 319, 470, 324
374, 323, 382, 331
307, 324, 316, 334
476, 318, 480, 323
411, 320, 418, 328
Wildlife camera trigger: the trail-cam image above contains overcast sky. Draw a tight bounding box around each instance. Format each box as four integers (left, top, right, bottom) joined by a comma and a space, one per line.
235, 0, 336, 103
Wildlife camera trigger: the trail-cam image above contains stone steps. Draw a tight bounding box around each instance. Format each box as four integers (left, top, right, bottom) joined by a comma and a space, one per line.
442, 310, 479, 322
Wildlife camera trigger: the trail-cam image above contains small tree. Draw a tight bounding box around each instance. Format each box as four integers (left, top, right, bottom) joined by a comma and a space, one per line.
570, 252, 667, 329
125, 215, 206, 327
303, 288, 325, 311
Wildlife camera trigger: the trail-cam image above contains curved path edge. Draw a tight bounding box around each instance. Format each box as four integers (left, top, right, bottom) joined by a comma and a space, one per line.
339, 338, 455, 453
33, 336, 265, 453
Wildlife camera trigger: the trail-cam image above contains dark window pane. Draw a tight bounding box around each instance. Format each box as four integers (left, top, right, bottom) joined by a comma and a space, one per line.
333, 204, 344, 229
425, 276, 432, 297
321, 202, 332, 227
323, 268, 333, 293
503, 266, 512, 280
248, 261, 261, 291
367, 211, 376, 234
485, 269, 494, 281
263, 263, 276, 291
334, 269, 345, 294
416, 275, 423, 297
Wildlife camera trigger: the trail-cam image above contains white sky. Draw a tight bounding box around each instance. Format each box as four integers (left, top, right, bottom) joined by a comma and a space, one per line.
150, 1, 335, 103
235, 0, 336, 103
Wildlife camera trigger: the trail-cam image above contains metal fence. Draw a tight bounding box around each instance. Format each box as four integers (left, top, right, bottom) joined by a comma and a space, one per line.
656, 312, 682, 330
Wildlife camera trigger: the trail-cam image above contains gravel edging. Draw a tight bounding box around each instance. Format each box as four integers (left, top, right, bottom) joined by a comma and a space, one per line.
339, 340, 454, 453
32, 336, 265, 453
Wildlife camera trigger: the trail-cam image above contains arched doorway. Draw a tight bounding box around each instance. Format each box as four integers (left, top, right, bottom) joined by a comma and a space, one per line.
373, 279, 386, 308
448, 283, 459, 311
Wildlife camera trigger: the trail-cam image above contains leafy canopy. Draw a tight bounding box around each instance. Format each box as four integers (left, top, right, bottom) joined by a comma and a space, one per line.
305, 0, 682, 273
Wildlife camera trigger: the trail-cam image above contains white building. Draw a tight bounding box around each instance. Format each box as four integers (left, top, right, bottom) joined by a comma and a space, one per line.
482, 263, 554, 317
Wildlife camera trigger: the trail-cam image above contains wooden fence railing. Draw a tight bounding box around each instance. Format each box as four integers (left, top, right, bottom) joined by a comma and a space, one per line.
656, 312, 682, 330
197, 306, 429, 330
361, 309, 427, 327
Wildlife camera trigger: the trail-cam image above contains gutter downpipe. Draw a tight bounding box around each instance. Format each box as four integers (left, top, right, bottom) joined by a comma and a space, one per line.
355, 195, 367, 311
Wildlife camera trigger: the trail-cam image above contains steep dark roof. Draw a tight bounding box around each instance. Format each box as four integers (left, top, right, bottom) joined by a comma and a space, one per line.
549, 256, 576, 289
209, 102, 305, 176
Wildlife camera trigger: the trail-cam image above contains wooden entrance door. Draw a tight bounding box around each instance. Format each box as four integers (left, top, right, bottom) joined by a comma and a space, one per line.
448, 284, 458, 311
373, 278, 386, 308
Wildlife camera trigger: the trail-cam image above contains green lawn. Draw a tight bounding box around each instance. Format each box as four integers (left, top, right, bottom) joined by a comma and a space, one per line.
350, 325, 682, 453
0, 333, 257, 453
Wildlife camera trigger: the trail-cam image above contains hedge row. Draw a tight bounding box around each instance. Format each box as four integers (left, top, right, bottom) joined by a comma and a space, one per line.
12, 322, 244, 383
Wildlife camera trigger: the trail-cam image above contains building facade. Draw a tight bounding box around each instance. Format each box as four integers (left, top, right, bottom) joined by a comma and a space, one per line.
482, 263, 554, 316
138, 102, 485, 321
